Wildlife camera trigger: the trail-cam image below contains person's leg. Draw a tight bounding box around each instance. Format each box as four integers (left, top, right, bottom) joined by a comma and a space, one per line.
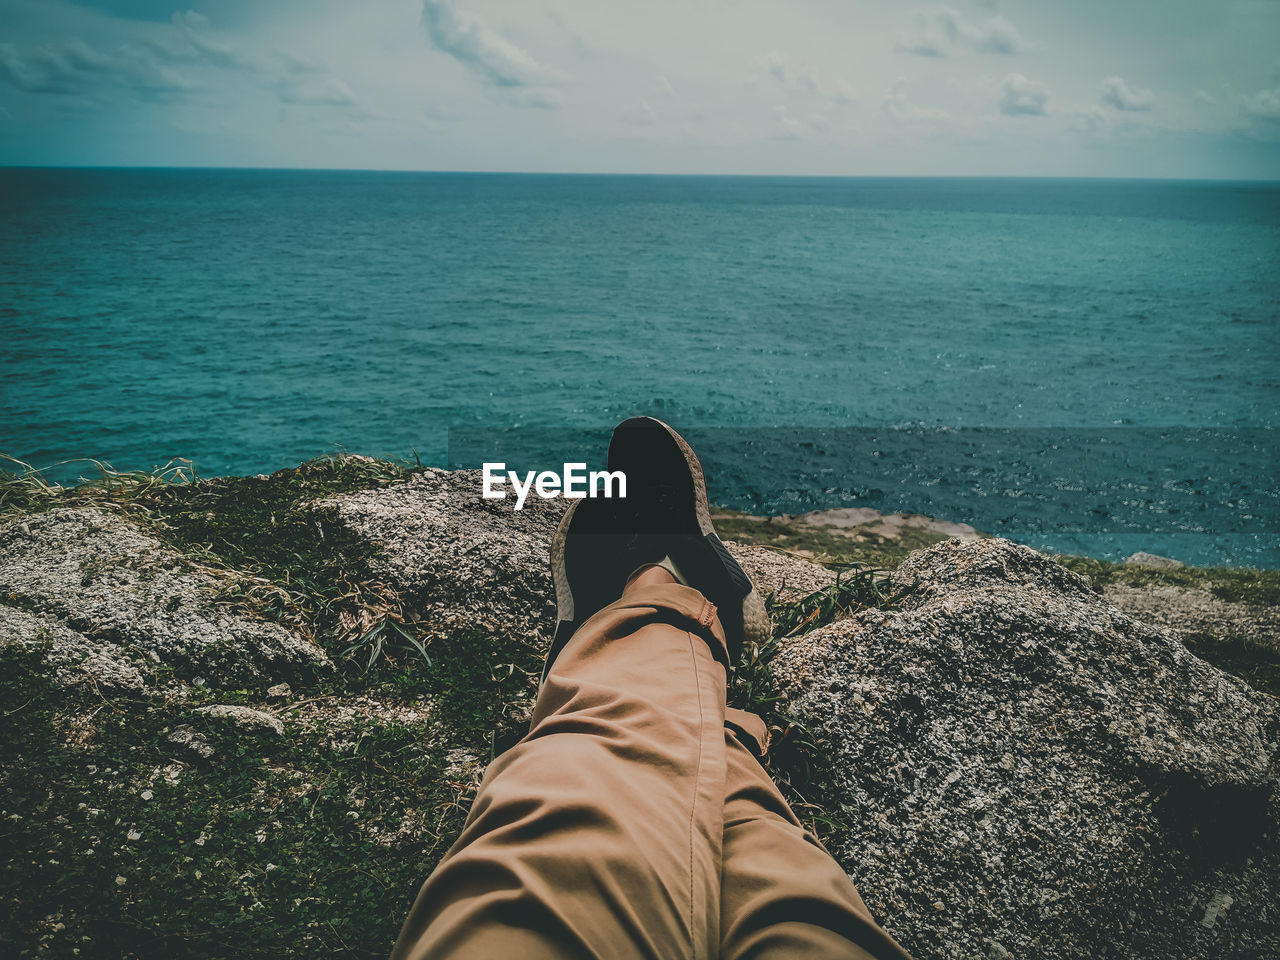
719, 716, 914, 960
391, 570, 729, 960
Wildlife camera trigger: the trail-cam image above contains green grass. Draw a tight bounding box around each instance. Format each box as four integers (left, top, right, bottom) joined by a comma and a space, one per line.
0, 453, 548, 957
0, 606, 545, 959
1, 455, 436, 676
1054, 554, 1280, 610
712, 510, 950, 570
0, 648, 459, 959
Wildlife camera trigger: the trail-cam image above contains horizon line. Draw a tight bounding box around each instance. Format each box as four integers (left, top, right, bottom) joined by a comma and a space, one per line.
1, 163, 1277, 184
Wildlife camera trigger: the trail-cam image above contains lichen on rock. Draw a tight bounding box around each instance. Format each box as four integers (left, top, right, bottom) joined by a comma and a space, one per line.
771, 538, 1279, 960
0, 506, 329, 690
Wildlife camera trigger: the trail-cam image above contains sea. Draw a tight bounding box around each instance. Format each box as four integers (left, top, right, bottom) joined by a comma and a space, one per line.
1, 169, 1277, 566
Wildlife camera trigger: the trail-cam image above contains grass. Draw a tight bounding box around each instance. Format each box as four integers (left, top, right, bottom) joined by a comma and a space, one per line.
712, 509, 951, 569
1055, 554, 1280, 610
0, 620, 544, 958
1, 454, 437, 675
3, 455, 1277, 953
1, 456, 549, 957
0, 647, 455, 959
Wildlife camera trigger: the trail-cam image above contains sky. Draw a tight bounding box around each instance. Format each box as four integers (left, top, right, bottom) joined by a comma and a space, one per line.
1, 0, 1279, 177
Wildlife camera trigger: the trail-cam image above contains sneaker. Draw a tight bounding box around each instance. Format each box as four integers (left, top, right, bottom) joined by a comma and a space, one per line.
544, 417, 770, 682
544, 495, 658, 684
607, 416, 769, 666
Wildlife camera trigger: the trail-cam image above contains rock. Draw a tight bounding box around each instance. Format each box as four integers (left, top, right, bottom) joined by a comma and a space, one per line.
1124, 551, 1186, 570
321, 470, 563, 645
0, 507, 329, 689
729, 542, 836, 600
1104, 581, 1280, 652
1201, 891, 1233, 929
322, 470, 812, 641
770, 538, 1279, 960
0, 604, 146, 694
193, 705, 284, 737
5, 467, 1277, 959
798, 507, 981, 542
168, 724, 215, 760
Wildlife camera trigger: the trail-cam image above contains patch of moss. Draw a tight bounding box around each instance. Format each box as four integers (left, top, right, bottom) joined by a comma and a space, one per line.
712, 510, 949, 570
0, 646, 471, 960
1177, 632, 1280, 698
1054, 555, 1280, 610
2, 456, 436, 675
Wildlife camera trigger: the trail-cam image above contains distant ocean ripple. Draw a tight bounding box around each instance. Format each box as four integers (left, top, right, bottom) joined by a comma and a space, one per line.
1, 170, 1277, 564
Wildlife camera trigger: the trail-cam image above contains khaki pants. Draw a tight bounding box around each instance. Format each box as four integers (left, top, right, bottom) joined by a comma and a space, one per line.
392, 583, 913, 960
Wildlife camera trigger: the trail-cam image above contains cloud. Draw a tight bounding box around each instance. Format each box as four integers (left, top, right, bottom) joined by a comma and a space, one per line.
0, 15, 360, 115
420, 0, 541, 88
170, 10, 247, 69
1101, 75, 1155, 111
505, 88, 560, 110
768, 104, 831, 138
763, 52, 854, 103
999, 73, 1047, 116
277, 76, 358, 108
1193, 88, 1219, 106
0, 39, 190, 97
882, 77, 947, 122
1243, 88, 1280, 122
898, 8, 1029, 58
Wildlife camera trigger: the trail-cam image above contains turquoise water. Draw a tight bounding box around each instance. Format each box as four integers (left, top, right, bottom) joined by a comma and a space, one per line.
1, 170, 1277, 563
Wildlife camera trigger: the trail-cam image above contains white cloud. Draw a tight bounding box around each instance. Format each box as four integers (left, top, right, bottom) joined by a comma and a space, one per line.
1101, 75, 1155, 111
999, 73, 1047, 116
763, 52, 854, 103
882, 77, 948, 122
170, 11, 248, 70
898, 8, 1029, 58
420, 0, 542, 88
0, 39, 191, 97
1243, 88, 1280, 121
277, 76, 358, 108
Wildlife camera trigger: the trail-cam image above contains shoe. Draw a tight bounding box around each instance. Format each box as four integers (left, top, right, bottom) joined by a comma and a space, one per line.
544, 495, 662, 684
543, 417, 770, 683
606, 417, 769, 666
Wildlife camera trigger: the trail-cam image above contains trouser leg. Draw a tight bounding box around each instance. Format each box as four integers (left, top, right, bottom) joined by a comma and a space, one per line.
391, 582, 729, 960
718, 720, 914, 960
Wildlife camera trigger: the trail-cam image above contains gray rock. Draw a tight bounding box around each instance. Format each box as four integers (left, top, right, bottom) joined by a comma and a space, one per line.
266, 682, 292, 700
1201, 891, 1233, 929
730, 543, 836, 600
321, 470, 562, 646
0, 507, 329, 688
322, 470, 810, 641
167, 724, 215, 760
770, 538, 1279, 960
193, 704, 285, 737
0, 604, 146, 694
7, 470, 1277, 959
1124, 551, 1186, 570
